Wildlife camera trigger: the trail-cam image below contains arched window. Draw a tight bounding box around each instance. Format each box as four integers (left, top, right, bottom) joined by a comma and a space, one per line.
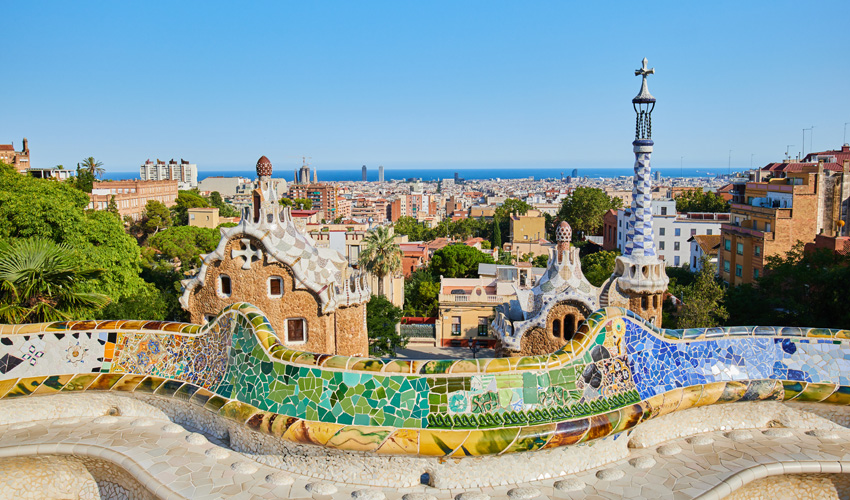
652, 295, 658, 308
252, 192, 261, 223
641, 296, 648, 309
286, 318, 307, 344
268, 276, 283, 298
553, 319, 561, 338
219, 274, 232, 297
564, 314, 576, 339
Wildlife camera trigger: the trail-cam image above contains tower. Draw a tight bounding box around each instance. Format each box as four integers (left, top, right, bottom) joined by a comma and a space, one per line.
362, 165, 367, 182
378, 165, 384, 183
606, 58, 669, 325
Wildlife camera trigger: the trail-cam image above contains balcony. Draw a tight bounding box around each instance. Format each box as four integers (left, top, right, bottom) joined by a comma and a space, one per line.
721, 223, 774, 241
731, 203, 792, 219
439, 294, 510, 304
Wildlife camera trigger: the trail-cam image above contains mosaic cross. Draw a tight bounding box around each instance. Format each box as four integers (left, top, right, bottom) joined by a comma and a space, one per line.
232, 239, 262, 270
635, 57, 654, 81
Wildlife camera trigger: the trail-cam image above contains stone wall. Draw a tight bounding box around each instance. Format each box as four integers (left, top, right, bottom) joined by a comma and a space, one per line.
334, 303, 368, 357
187, 236, 367, 355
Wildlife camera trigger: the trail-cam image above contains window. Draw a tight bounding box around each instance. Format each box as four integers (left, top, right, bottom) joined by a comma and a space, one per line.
723, 260, 730, 272
451, 316, 461, 336
641, 296, 648, 309
752, 220, 758, 231
737, 242, 744, 255
674, 256, 680, 266
661, 207, 668, 216
674, 242, 680, 251
219, 275, 232, 297
693, 256, 697, 268
659, 228, 666, 236
753, 268, 760, 279
564, 314, 576, 339
735, 264, 743, 277
269, 276, 283, 297
765, 223, 771, 233
674, 228, 681, 237
690, 229, 697, 236
553, 319, 561, 338
754, 246, 761, 257
659, 241, 665, 250
477, 317, 489, 336
286, 318, 306, 343
707, 229, 713, 235
653, 295, 658, 308
724, 239, 731, 251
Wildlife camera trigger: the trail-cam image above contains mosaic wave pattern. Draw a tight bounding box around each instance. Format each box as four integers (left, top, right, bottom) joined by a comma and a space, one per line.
2, 304, 850, 456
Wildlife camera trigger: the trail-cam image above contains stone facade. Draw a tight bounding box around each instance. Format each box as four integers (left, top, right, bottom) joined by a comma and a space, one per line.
181, 156, 370, 356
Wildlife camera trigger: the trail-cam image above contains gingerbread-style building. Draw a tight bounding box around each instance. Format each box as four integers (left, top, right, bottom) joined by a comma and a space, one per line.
180, 156, 371, 356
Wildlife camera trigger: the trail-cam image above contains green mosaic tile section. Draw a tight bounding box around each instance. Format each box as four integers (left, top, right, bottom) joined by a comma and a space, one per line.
214, 314, 430, 428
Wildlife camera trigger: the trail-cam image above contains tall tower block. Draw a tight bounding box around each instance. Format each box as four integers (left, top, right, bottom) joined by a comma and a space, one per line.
604, 58, 669, 325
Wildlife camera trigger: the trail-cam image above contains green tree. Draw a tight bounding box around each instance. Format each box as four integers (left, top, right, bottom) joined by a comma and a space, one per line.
106, 195, 119, 216
494, 198, 532, 220
402, 269, 440, 317
675, 188, 730, 213
207, 191, 240, 218
80, 156, 105, 179
675, 258, 729, 329
580, 250, 620, 287
0, 166, 147, 304
148, 225, 220, 271
493, 217, 502, 249
558, 187, 622, 238
171, 190, 208, 225
430, 244, 495, 278
367, 295, 406, 357
532, 254, 549, 268
293, 198, 313, 210
394, 216, 432, 241
73, 165, 95, 193
141, 200, 172, 235
359, 226, 403, 297
0, 238, 110, 323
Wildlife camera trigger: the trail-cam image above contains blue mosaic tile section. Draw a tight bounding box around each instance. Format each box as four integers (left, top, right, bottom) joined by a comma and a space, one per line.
625, 317, 850, 400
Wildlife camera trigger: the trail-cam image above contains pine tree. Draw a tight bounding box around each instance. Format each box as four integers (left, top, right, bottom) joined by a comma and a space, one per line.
493, 216, 502, 250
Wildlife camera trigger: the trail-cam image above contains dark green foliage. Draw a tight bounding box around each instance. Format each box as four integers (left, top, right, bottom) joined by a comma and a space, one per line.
279, 197, 313, 210
147, 225, 220, 271
674, 257, 728, 329
580, 250, 620, 287
366, 295, 406, 357
171, 190, 209, 225
0, 238, 110, 322
402, 269, 440, 317
493, 217, 501, 249
207, 191, 240, 218
142, 200, 172, 235
558, 187, 622, 238
430, 244, 495, 278
73, 166, 95, 193
106, 196, 119, 216
532, 254, 549, 268
675, 188, 730, 213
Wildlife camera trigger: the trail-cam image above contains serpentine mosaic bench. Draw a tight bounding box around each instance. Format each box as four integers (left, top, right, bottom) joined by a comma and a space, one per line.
1, 303, 849, 457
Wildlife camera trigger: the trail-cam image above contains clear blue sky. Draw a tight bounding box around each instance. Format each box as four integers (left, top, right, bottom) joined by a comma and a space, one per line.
3, 1, 849, 172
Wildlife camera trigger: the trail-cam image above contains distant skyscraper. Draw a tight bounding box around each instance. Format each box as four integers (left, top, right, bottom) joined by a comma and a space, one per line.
378, 165, 384, 183
654, 170, 661, 182
454, 172, 459, 183
571, 168, 578, 178
362, 165, 367, 182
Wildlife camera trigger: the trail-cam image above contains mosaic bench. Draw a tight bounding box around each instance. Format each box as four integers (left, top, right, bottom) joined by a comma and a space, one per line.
1, 303, 849, 457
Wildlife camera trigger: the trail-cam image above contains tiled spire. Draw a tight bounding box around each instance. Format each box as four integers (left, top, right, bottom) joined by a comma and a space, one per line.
624, 58, 656, 258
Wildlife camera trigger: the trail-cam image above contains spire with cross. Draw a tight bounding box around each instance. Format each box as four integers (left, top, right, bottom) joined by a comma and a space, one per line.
625, 58, 657, 258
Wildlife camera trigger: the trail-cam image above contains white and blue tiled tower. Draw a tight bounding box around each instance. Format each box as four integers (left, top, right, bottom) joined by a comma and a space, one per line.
607, 58, 669, 325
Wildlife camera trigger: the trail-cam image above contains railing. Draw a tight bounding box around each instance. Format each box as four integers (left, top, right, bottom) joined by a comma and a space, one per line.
439, 294, 511, 304
400, 324, 437, 339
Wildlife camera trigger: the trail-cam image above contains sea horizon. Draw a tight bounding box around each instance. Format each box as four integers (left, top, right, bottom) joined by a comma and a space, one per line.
100, 165, 741, 183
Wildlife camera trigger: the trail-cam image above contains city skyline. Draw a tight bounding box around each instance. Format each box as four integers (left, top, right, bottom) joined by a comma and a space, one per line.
2, 1, 849, 172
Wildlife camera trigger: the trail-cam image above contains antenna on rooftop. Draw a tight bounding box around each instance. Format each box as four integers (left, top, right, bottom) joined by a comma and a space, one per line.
785, 145, 794, 160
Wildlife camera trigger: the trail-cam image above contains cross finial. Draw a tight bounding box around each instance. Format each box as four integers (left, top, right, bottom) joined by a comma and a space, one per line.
635, 57, 654, 79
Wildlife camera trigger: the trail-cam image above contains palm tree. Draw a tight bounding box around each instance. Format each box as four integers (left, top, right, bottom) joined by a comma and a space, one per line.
80, 157, 105, 179
359, 226, 403, 297
0, 239, 110, 323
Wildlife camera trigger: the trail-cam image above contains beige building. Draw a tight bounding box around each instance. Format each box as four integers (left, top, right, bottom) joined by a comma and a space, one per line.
0, 138, 30, 173
181, 156, 371, 356
509, 210, 546, 243
88, 179, 178, 220
188, 207, 220, 228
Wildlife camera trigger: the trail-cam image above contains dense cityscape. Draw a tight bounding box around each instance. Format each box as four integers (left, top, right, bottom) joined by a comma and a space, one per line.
2, 2, 850, 499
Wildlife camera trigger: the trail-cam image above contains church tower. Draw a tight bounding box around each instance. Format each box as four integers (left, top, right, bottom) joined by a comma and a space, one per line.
603, 59, 669, 325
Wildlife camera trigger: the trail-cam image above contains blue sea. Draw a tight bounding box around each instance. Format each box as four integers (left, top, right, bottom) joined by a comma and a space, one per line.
102, 166, 736, 182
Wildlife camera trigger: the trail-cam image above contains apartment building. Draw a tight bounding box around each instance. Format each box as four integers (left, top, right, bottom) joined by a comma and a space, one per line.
719, 159, 850, 285
140, 158, 198, 189
437, 264, 545, 347
289, 182, 340, 221
609, 199, 729, 267
88, 179, 178, 220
